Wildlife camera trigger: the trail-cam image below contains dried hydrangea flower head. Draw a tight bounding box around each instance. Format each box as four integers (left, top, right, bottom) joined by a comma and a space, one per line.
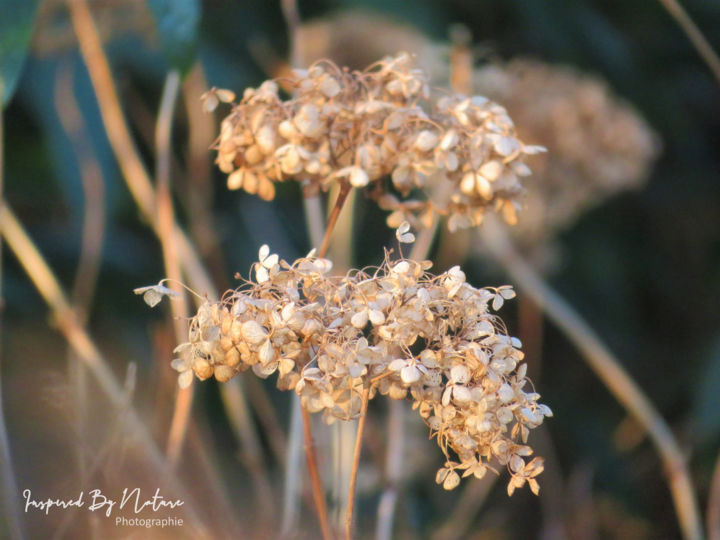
172, 245, 552, 494
204, 53, 543, 231
474, 59, 659, 247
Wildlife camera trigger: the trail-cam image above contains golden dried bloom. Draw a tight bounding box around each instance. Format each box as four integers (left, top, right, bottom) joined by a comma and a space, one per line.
208, 53, 542, 229
172, 246, 551, 494
474, 59, 660, 246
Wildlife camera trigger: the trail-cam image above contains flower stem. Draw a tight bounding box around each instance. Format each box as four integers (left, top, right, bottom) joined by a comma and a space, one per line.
300, 182, 354, 540
302, 407, 333, 540
345, 385, 371, 540
319, 182, 352, 258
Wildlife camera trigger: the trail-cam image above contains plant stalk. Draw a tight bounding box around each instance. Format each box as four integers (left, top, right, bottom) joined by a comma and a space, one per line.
345, 385, 371, 540
480, 216, 703, 540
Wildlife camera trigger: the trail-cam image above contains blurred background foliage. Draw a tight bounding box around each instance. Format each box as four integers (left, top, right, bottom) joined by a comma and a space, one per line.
2, 0, 720, 538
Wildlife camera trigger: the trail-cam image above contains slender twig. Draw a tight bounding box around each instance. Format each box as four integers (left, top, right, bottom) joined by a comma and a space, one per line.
345, 385, 371, 540
708, 450, 720, 540
0, 202, 210, 537
0, 110, 25, 540
326, 183, 357, 531
480, 216, 703, 540
182, 65, 228, 284
293, 183, 358, 540
55, 64, 106, 325
302, 406, 333, 540
656, 0, 720, 87
66, 0, 215, 299
296, 182, 356, 540
153, 70, 193, 466
319, 182, 351, 258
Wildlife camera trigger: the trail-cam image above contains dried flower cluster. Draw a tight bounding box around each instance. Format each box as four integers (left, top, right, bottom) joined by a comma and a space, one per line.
474, 59, 659, 246
172, 245, 551, 494
204, 54, 543, 231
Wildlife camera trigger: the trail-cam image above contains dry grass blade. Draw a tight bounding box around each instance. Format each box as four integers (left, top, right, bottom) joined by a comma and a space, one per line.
154, 70, 194, 466
480, 216, 703, 540
656, 0, 720, 87
55, 59, 107, 527
66, 0, 215, 300
0, 202, 211, 537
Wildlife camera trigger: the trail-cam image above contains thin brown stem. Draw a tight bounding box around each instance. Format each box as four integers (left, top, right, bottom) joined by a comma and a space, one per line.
182, 65, 228, 287
302, 406, 333, 540
299, 182, 354, 539
345, 385, 371, 540
154, 70, 193, 467
657, 0, 720, 87
481, 216, 703, 540
55, 59, 106, 529
319, 182, 351, 258
66, 0, 216, 300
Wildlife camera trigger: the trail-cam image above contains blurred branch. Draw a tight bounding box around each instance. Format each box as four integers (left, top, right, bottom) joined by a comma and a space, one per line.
154, 70, 193, 467
0, 201, 211, 537
0, 111, 25, 540
182, 65, 228, 286
219, 378, 275, 523
480, 216, 703, 540
55, 59, 107, 523
51, 363, 137, 540
55, 64, 105, 325
66, 0, 215, 299
657, 0, 720, 87
430, 474, 497, 540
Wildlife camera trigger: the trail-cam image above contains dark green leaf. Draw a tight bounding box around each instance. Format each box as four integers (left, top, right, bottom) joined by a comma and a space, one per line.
148, 0, 201, 77
0, 0, 41, 107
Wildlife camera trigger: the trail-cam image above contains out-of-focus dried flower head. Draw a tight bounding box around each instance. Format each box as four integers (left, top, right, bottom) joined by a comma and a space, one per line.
172, 245, 551, 495
295, 8, 445, 76
205, 53, 543, 231
474, 59, 659, 247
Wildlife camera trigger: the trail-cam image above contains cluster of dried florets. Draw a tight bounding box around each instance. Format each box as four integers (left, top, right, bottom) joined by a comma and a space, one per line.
172, 245, 551, 494
474, 59, 659, 246
204, 53, 543, 231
